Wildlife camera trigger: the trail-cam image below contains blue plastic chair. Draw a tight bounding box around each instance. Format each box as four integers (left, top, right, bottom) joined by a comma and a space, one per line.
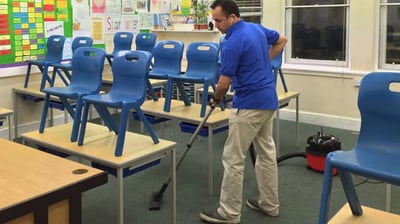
38, 47, 106, 142
149, 40, 184, 80
271, 50, 288, 92
24, 35, 65, 89
47, 36, 94, 87
148, 40, 184, 101
318, 72, 400, 223
165, 42, 219, 117
78, 50, 159, 156
106, 32, 134, 66
135, 32, 157, 53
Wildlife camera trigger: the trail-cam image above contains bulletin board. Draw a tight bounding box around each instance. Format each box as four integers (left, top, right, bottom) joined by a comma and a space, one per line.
0, 0, 72, 67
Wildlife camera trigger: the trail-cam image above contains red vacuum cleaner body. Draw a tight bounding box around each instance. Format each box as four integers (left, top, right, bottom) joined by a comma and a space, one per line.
305, 132, 341, 175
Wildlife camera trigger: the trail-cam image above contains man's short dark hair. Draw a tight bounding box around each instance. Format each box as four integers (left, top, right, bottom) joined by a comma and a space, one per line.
211, 0, 240, 18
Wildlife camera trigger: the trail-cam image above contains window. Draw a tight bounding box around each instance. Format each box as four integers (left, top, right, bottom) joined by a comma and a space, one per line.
236, 0, 262, 23
285, 0, 349, 66
379, 0, 400, 69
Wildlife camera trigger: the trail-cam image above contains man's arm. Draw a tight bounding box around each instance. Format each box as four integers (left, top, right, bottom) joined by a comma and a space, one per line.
213, 75, 231, 102
270, 34, 287, 60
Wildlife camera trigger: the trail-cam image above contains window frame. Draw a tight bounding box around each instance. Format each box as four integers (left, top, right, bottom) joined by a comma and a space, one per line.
284, 1, 350, 67
378, 1, 400, 70
235, 0, 262, 23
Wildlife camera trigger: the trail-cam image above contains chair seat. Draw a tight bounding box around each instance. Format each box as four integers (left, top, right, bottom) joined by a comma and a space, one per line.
26, 60, 46, 66
83, 93, 141, 107
43, 87, 95, 98
329, 150, 400, 183
170, 73, 215, 82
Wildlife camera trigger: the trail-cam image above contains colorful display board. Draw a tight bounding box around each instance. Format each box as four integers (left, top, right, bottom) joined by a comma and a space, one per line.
0, 0, 72, 67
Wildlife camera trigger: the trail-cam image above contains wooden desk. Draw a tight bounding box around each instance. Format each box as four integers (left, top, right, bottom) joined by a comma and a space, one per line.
20, 123, 177, 224
12, 84, 70, 139
329, 203, 400, 224
140, 98, 230, 195
0, 108, 13, 140
0, 138, 107, 224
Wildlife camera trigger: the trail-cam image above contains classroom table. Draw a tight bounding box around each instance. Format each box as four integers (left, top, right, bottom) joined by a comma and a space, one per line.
0, 107, 13, 140
328, 203, 400, 224
0, 138, 108, 224
20, 123, 177, 224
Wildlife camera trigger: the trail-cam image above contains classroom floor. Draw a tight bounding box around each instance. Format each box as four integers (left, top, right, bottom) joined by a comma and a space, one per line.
18, 117, 400, 224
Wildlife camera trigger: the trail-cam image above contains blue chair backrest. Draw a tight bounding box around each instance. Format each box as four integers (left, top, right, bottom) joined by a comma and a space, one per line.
70, 47, 105, 91
151, 40, 184, 75
111, 50, 152, 104
356, 72, 400, 153
271, 50, 283, 84
45, 35, 66, 63
71, 36, 93, 53
112, 32, 134, 54
185, 42, 219, 79
135, 33, 157, 53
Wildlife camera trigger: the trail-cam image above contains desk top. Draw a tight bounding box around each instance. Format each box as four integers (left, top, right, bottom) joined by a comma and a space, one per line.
0, 138, 107, 211
0, 108, 13, 117
141, 98, 230, 126
21, 123, 176, 168
329, 203, 400, 224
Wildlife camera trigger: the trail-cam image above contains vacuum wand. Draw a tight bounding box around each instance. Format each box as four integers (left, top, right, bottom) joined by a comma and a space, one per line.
149, 104, 216, 210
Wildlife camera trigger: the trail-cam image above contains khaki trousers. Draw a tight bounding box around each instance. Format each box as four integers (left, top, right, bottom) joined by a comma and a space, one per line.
217, 108, 279, 222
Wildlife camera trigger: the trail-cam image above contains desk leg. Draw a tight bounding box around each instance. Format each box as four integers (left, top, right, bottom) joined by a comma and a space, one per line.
117, 168, 124, 224
171, 148, 176, 224
296, 96, 300, 148
208, 127, 214, 196
13, 89, 18, 138
8, 113, 12, 140
386, 184, 391, 212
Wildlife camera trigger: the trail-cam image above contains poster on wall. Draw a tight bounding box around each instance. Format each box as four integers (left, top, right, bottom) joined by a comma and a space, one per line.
121, 0, 134, 14
91, 16, 105, 44
106, 0, 121, 15
91, 0, 105, 14
73, 4, 91, 36
105, 15, 122, 34
44, 21, 64, 37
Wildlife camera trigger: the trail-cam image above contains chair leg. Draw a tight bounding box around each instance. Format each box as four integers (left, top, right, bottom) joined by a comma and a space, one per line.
176, 81, 191, 106
147, 79, 159, 101
114, 106, 130, 156
40, 64, 52, 91
164, 77, 174, 112
338, 170, 363, 216
318, 156, 335, 224
39, 94, 51, 133
93, 104, 119, 133
78, 102, 91, 146
136, 108, 159, 144
71, 98, 83, 142
24, 63, 33, 88
200, 83, 211, 117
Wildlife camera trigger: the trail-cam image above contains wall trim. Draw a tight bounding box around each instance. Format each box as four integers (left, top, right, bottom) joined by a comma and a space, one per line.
279, 109, 361, 132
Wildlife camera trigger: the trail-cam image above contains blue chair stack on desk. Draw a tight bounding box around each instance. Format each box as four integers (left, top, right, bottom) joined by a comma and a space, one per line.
106, 32, 134, 66
38, 47, 106, 142
24, 35, 65, 89
318, 72, 400, 223
149, 40, 184, 81
48, 36, 93, 87
78, 50, 159, 157
165, 42, 219, 117
135, 32, 158, 100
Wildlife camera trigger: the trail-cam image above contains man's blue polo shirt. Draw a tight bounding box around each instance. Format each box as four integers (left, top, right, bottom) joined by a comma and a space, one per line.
219, 20, 280, 110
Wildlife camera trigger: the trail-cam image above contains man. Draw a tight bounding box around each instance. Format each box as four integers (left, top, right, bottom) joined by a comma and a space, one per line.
200, 0, 287, 223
